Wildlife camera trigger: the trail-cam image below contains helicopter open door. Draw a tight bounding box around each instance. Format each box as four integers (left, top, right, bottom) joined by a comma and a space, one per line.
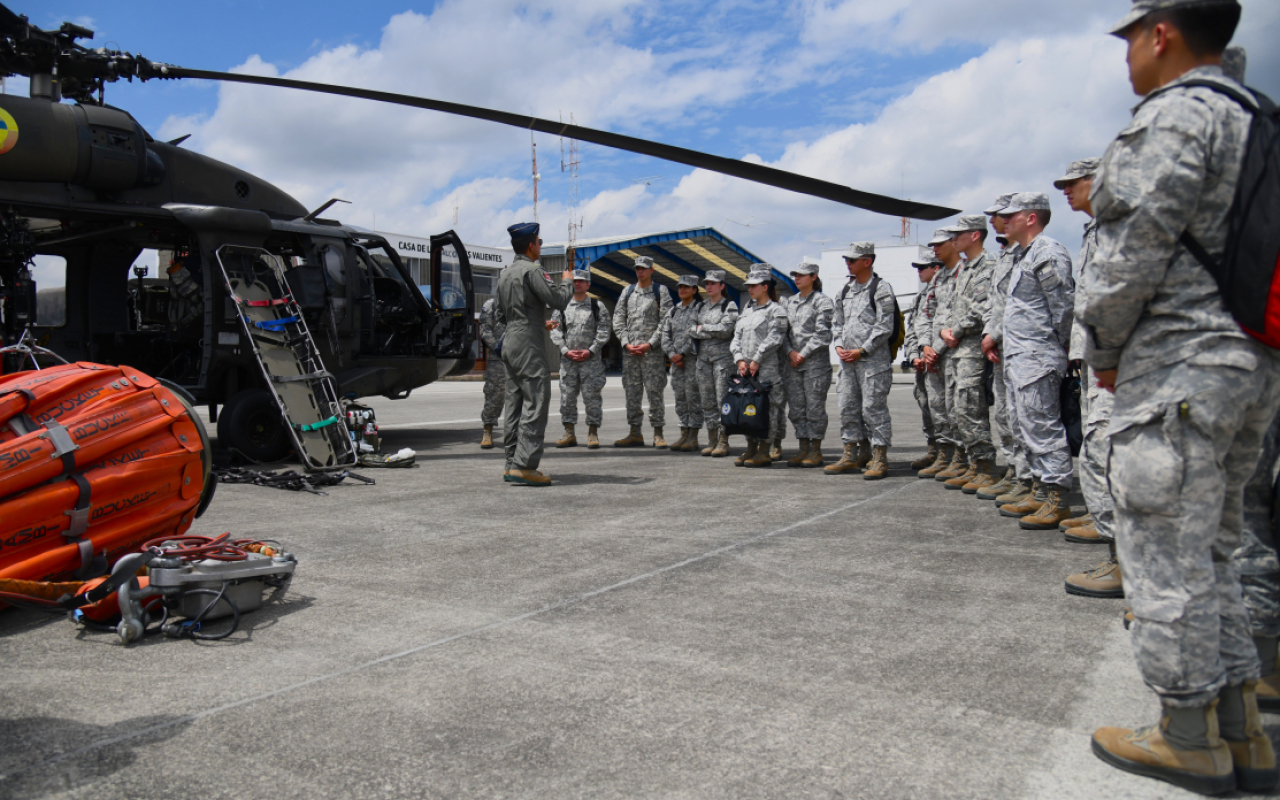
428, 231, 475, 361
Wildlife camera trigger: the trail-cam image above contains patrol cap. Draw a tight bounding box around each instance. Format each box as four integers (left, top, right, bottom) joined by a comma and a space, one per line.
703, 269, 727, 284
677, 274, 700, 287
999, 192, 1052, 215
985, 193, 1015, 215
1053, 158, 1102, 189
944, 214, 988, 234
744, 267, 775, 285
1108, 0, 1240, 36
927, 228, 955, 246
1222, 45, 1247, 83
911, 246, 940, 268
791, 261, 820, 276
507, 221, 540, 248
633, 255, 655, 270
844, 242, 875, 260
571, 269, 591, 281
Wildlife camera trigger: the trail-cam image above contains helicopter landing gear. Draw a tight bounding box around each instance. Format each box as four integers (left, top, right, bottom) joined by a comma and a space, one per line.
217, 388, 293, 463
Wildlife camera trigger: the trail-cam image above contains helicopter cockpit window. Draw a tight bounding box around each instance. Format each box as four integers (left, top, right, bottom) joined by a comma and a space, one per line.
434, 248, 467, 310
31, 255, 67, 328
322, 245, 346, 287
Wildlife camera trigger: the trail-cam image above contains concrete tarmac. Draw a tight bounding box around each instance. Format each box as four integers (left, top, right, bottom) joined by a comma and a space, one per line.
1, 376, 1273, 799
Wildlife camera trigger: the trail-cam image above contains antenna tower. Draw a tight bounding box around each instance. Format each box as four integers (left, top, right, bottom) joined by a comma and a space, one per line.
531, 132, 540, 222
561, 113, 582, 272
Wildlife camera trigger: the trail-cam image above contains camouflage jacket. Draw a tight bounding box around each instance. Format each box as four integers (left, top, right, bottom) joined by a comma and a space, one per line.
983, 243, 1022, 346
691, 296, 739, 359
784, 290, 835, 362
1069, 218, 1098, 360
478, 298, 506, 350
731, 300, 789, 365
551, 296, 611, 356
661, 299, 704, 356
833, 275, 896, 357
612, 282, 674, 349
1004, 234, 1075, 377
941, 251, 995, 359
904, 275, 936, 361
1081, 65, 1255, 384
928, 263, 961, 355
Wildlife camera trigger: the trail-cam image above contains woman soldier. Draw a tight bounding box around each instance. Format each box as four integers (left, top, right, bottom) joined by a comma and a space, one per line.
730, 267, 790, 468
782, 261, 835, 467
661, 274, 705, 452
692, 270, 740, 457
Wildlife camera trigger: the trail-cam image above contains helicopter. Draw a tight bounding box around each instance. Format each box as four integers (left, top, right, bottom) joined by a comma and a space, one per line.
0, 4, 957, 462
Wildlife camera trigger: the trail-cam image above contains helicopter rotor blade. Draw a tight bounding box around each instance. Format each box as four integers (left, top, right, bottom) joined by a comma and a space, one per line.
168, 67, 958, 221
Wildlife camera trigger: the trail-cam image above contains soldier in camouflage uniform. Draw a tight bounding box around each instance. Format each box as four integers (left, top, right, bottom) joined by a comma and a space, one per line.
825, 242, 896, 479
904, 247, 942, 470
692, 270, 740, 457
661, 274, 705, 452
979, 194, 1029, 501
1084, 4, 1280, 791
1237, 412, 1280, 711
995, 193, 1075, 531
478, 297, 507, 449
731, 267, 790, 468
612, 255, 674, 448
550, 270, 611, 449
782, 261, 835, 468
937, 215, 998, 493
916, 229, 962, 480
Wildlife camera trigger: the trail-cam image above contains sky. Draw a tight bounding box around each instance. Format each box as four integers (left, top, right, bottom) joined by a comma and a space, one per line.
19, 0, 1280, 269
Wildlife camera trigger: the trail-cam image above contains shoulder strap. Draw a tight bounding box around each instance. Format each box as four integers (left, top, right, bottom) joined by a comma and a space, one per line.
1173, 78, 1272, 115
590, 297, 600, 323
867, 273, 881, 312
840, 281, 852, 303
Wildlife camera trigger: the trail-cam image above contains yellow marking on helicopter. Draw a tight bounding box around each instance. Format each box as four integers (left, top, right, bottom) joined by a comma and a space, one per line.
0, 109, 19, 155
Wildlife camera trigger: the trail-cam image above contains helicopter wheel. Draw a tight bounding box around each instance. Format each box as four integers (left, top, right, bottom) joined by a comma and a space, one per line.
217, 388, 294, 463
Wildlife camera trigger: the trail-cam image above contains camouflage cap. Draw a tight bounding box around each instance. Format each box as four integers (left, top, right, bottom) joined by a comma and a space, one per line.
633, 255, 655, 270
571, 269, 591, 281
1222, 45, 1247, 83
703, 269, 727, 284
744, 267, 775, 285
1053, 158, 1102, 189
944, 214, 988, 234
1109, 0, 1240, 36
911, 246, 941, 268
844, 242, 875, 260
790, 261, 820, 276
927, 228, 955, 246
984, 193, 1015, 216
677, 274, 700, 287
999, 192, 1052, 215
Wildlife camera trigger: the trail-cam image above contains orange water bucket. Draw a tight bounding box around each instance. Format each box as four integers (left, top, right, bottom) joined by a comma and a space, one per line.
0, 362, 214, 585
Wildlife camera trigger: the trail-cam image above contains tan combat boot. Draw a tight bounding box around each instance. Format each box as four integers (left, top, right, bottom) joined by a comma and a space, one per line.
850, 439, 872, 470
1254, 638, 1280, 713
652, 426, 668, 448
944, 462, 978, 490
506, 468, 553, 487
746, 438, 773, 468
1065, 551, 1123, 598
996, 480, 1036, 515
769, 438, 783, 461
1020, 485, 1072, 530
961, 460, 997, 495
862, 446, 889, 480
702, 426, 718, 456
918, 443, 953, 478
614, 425, 644, 447
587, 424, 600, 449
1092, 702, 1235, 795
686, 427, 700, 453
735, 437, 758, 466
1064, 522, 1108, 545
1220, 680, 1279, 792
1060, 512, 1094, 531
669, 427, 689, 451
480, 424, 495, 449
787, 439, 810, 467
711, 429, 730, 458
801, 440, 825, 468
977, 466, 1015, 500
911, 442, 938, 470
555, 424, 577, 448
824, 443, 859, 475
935, 447, 968, 481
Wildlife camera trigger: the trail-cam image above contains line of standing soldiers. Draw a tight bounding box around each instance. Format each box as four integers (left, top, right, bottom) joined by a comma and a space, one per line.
476, 251, 902, 475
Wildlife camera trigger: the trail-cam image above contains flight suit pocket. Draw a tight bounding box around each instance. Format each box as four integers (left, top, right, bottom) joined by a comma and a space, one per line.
1107, 405, 1185, 517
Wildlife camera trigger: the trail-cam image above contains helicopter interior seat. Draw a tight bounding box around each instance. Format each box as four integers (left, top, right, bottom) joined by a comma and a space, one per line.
370, 276, 416, 326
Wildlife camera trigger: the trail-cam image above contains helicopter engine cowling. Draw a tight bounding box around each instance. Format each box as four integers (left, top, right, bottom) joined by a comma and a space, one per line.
0, 94, 164, 191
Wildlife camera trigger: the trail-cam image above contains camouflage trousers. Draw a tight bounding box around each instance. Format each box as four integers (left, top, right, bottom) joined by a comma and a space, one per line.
1235, 408, 1280, 638
1006, 364, 1072, 488
952, 356, 995, 462
912, 369, 935, 444
481, 357, 507, 426
924, 358, 955, 447
559, 355, 607, 427
783, 360, 833, 440
669, 356, 702, 429
1112, 346, 1280, 706
755, 359, 787, 441
622, 347, 668, 428
1079, 364, 1116, 541
836, 356, 892, 446
992, 359, 1028, 479
697, 345, 734, 433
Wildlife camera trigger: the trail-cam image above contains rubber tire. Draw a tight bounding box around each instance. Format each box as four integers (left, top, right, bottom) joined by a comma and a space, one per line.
217, 388, 293, 463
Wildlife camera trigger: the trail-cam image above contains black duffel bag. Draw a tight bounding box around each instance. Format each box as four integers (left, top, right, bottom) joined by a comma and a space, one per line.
721, 374, 770, 438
